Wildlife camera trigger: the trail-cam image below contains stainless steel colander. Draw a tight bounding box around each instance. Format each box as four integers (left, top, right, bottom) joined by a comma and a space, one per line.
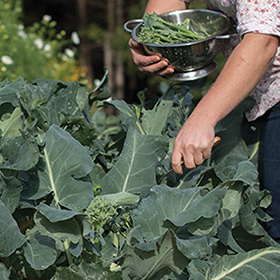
124, 9, 234, 72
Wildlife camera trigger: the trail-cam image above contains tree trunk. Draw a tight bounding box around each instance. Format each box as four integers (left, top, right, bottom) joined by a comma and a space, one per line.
114, 0, 125, 100
105, 0, 115, 93
104, 0, 115, 114
77, 0, 94, 82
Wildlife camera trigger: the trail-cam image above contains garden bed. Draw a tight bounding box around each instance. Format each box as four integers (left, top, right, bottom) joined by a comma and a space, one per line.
0, 74, 279, 280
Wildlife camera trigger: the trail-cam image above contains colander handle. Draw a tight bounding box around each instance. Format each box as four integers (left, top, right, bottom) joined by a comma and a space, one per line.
216, 33, 238, 40
124, 19, 143, 33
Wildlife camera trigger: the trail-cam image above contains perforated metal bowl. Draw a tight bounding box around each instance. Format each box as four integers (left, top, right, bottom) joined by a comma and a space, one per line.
124, 9, 233, 72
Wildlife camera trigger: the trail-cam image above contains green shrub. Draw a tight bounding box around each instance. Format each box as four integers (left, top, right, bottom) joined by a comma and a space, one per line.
0, 0, 88, 84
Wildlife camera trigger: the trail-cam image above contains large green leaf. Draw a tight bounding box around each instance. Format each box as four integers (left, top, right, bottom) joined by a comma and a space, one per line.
52, 262, 121, 280
217, 162, 259, 223
219, 181, 243, 221
205, 247, 280, 280
122, 230, 189, 280
37, 203, 83, 223
141, 96, 173, 135
0, 133, 39, 171
0, 199, 25, 257
37, 84, 84, 127
221, 161, 258, 187
22, 80, 87, 129
211, 99, 256, 182
40, 125, 94, 211
175, 235, 213, 260
239, 201, 276, 245
231, 161, 258, 185
131, 185, 225, 243
0, 77, 24, 107
213, 141, 249, 181
106, 100, 138, 129
0, 262, 10, 280
0, 107, 22, 137
131, 185, 200, 242
34, 212, 83, 247
218, 220, 245, 253
0, 175, 22, 213
23, 230, 57, 270
165, 186, 226, 227
20, 158, 52, 200
101, 125, 168, 195
51, 268, 84, 280
214, 97, 254, 138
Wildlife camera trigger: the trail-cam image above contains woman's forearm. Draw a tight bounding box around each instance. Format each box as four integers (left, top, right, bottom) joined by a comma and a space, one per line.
189, 33, 279, 127
171, 32, 278, 172
145, 0, 187, 14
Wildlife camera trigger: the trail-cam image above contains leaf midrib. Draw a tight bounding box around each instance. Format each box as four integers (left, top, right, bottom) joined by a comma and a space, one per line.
122, 131, 137, 193
38, 134, 59, 205
209, 248, 280, 280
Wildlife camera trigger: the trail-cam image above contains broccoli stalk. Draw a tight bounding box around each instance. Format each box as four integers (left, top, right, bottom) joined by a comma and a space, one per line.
138, 12, 207, 44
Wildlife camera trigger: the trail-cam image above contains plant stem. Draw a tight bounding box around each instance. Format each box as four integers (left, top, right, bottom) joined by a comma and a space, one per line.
34, 270, 42, 278
137, 121, 146, 135
248, 140, 260, 161
63, 239, 73, 265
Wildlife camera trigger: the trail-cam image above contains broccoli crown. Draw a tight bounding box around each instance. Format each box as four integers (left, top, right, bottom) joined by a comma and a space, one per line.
85, 196, 118, 231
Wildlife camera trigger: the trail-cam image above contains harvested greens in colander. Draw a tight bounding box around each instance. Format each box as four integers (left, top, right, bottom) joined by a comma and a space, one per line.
138, 12, 210, 44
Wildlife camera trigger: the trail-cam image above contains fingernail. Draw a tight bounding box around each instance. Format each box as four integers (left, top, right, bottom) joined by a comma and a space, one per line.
152, 56, 161, 62
168, 67, 175, 73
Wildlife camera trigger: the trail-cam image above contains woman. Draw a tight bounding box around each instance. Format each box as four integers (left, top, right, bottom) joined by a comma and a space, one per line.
128, 0, 280, 242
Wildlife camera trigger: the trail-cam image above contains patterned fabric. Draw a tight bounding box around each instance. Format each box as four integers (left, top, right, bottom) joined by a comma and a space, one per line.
203, 0, 280, 121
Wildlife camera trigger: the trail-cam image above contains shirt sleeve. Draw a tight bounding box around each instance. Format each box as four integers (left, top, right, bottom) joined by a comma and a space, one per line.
236, 0, 280, 38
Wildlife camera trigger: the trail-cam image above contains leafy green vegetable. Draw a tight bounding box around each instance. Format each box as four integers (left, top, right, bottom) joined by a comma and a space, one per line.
138, 12, 207, 44
0, 76, 279, 280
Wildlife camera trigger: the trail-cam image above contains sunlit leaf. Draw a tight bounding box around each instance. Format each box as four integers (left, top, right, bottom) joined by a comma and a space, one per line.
40, 125, 94, 211
206, 247, 280, 280
102, 124, 168, 195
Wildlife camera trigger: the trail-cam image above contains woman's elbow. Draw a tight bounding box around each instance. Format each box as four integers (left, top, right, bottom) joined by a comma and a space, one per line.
265, 35, 279, 59
244, 32, 279, 60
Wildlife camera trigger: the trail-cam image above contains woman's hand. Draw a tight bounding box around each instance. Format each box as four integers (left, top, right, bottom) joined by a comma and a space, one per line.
128, 38, 175, 75
127, 0, 187, 75
171, 116, 216, 174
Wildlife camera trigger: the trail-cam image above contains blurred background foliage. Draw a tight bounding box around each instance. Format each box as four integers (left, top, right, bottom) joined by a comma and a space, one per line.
0, 0, 88, 84
0, 0, 226, 102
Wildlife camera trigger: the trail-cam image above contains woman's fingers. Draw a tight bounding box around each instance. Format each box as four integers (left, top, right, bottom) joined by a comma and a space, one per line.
139, 61, 174, 75
171, 148, 185, 174
171, 136, 220, 174
201, 149, 211, 160
192, 149, 205, 166
172, 146, 209, 173
128, 39, 174, 75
